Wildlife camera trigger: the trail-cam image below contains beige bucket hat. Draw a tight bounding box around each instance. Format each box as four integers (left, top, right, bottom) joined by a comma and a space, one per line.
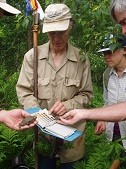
42, 4, 72, 33
0, 0, 21, 16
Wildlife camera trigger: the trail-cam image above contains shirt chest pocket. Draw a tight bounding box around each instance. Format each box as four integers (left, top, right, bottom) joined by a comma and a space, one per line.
63, 78, 80, 100
38, 78, 51, 99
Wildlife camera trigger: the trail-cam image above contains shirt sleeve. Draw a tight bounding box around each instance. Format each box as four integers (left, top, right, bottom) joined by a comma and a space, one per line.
103, 73, 108, 107
16, 50, 40, 109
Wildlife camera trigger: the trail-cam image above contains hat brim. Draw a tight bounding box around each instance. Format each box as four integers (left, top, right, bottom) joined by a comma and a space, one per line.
42, 19, 70, 33
0, 2, 21, 16
97, 48, 110, 53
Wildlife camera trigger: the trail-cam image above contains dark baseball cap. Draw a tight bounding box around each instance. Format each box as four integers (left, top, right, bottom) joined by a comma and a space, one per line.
97, 34, 126, 53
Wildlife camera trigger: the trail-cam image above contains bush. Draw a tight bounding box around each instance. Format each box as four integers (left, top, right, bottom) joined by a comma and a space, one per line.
0, 65, 19, 109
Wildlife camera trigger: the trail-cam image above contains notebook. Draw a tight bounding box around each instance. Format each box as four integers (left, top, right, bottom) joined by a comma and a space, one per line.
26, 107, 82, 141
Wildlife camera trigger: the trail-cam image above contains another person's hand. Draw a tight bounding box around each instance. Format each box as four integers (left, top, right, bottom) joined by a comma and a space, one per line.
0, 109, 38, 130
95, 121, 106, 135
57, 109, 84, 125
49, 101, 67, 116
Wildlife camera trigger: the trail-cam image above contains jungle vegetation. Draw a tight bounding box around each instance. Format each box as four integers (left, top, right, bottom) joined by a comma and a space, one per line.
0, 0, 125, 168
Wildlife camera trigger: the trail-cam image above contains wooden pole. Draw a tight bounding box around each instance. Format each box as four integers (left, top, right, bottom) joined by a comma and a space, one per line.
33, 13, 40, 169
109, 159, 120, 169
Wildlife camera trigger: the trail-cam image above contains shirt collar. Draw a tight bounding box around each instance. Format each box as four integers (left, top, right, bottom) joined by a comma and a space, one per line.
38, 42, 50, 60
110, 67, 126, 75
67, 43, 78, 62
38, 41, 78, 62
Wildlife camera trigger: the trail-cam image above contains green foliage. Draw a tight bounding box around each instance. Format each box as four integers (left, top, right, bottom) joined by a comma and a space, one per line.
37, 136, 74, 158
15, 12, 33, 29
89, 83, 104, 108
62, 141, 74, 150
89, 52, 107, 87
74, 160, 86, 169
0, 26, 6, 38
0, 124, 35, 169
64, 0, 121, 53
36, 137, 55, 157
81, 55, 86, 62
0, 152, 6, 164
24, 149, 35, 169
0, 65, 19, 109
0, 0, 126, 168
79, 121, 126, 169
85, 157, 103, 169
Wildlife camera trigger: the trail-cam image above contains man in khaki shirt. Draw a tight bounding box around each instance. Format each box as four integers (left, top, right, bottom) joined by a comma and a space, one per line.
16, 3, 93, 169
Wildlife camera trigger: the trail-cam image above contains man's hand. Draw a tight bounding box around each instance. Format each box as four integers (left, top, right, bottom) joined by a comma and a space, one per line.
49, 101, 66, 116
57, 109, 84, 125
95, 121, 106, 135
0, 109, 38, 130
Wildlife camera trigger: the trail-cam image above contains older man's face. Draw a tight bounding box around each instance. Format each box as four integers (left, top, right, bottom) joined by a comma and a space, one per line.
114, 10, 126, 35
0, 8, 4, 19
48, 27, 71, 52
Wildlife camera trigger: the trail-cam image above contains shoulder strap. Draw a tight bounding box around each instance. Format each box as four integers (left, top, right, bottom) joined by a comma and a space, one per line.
104, 67, 111, 90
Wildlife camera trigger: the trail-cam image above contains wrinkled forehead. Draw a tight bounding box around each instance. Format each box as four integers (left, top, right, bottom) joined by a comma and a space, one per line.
0, 0, 6, 2
114, 9, 126, 24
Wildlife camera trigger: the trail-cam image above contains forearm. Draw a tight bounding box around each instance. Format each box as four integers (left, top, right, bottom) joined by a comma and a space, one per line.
84, 102, 126, 122
0, 110, 7, 123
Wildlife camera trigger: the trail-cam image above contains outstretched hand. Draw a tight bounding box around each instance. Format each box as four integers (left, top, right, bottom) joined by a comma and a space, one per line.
0, 109, 38, 130
57, 109, 84, 125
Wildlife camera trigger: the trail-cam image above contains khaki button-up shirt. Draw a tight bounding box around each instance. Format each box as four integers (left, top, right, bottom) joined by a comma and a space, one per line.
16, 41, 93, 162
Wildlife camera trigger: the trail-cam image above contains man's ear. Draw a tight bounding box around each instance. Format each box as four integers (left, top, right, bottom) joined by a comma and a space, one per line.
123, 47, 126, 56
69, 19, 75, 29
69, 22, 73, 30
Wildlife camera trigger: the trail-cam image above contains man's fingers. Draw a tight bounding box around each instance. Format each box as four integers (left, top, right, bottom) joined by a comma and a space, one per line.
21, 110, 30, 117
49, 103, 59, 114
61, 112, 71, 119
56, 119, 67, 125
57, 117, 69, 125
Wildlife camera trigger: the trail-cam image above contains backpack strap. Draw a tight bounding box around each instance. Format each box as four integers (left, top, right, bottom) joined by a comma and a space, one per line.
103, 67, 111, 90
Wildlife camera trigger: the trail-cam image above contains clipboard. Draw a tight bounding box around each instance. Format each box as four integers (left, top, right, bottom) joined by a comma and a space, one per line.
25, 107, 82, 141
